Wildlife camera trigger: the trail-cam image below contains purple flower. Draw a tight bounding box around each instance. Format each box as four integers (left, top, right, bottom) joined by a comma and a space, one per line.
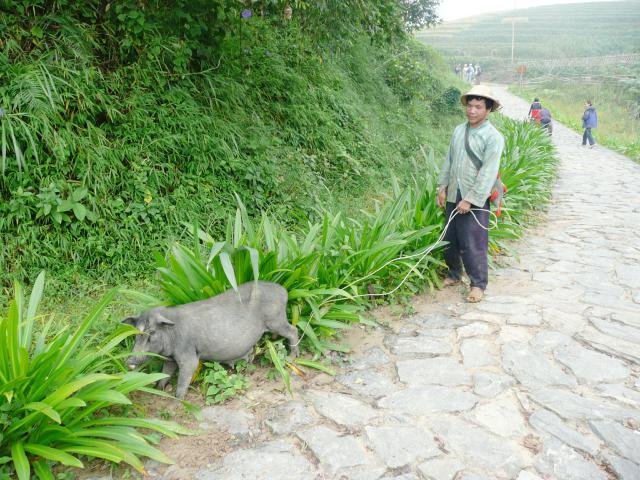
241, 9, 252, 19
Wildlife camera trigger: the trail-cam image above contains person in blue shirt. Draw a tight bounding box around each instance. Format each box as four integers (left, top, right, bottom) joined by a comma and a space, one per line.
581, 100, 598, 147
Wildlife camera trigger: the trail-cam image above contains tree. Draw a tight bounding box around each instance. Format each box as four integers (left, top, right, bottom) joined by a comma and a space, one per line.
401, 0, 441, 31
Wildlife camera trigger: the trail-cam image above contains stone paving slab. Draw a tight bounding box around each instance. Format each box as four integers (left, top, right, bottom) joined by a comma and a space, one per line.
427, 415, 531, 477
157, 86, 640, 480
194, 441, 316, 480
364, 425, 440, 468
528, 408, 602, 455
396, 357, 472, 387
296, 425, 375, 476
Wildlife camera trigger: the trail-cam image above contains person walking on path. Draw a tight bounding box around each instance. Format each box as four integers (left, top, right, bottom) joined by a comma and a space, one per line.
540, 106, 552, 135
474, 63, 482, 84
582, 100, 598, 147
436, 85, 504, 303
528, 97, 542, 123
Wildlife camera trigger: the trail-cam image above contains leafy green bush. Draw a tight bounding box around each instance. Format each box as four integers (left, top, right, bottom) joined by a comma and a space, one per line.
0, 272, 189, 480
153, 160, 446, 354
487, 116, 557, 253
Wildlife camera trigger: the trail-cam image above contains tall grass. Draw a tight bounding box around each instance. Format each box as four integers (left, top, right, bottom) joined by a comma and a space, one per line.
488, 116, 557, 252
154, 171, 446, 354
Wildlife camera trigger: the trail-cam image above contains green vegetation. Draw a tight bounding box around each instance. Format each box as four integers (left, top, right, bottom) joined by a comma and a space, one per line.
0, 272, 190, 480
200, 361, 250, 405
1, 1, 457, 304
0, 1, 562, 477
153, 118, 556, 358
417, 0, 640, 160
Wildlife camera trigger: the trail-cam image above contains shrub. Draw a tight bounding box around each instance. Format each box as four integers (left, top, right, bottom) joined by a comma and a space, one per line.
200, 362, 249, 405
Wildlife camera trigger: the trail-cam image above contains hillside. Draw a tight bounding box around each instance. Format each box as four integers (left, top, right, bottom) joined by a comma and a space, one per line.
417, 0, 640, 79
0, 2, 462, 299
417, 0, 640, 159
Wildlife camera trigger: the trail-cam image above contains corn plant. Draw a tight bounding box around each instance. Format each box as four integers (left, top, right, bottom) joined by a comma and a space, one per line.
0, 272, 190, 480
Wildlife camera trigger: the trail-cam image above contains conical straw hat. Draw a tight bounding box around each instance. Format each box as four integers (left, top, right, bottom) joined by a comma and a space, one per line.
460, 85, 502, 112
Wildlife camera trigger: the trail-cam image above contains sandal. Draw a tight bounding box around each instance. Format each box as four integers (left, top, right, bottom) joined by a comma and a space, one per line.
442, 277, 460, 287
466, 287, 484, 303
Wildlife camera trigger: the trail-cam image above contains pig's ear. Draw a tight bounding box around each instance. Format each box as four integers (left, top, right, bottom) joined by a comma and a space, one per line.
156, 315, 175, 326
122, 316, 138, 326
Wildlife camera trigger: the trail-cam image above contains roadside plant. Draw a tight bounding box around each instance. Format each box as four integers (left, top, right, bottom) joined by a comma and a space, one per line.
0, 272, 190, 480
152, 119, 557, 350
138, 117, 557, 396
489, 116, 557, 253
200, 362, 249, 405
155, 186, 445, 356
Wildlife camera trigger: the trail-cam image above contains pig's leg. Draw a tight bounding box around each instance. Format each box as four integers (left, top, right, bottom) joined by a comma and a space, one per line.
156, 359, 177, 391
174, 354, 199, 399
268, 312, 300, 358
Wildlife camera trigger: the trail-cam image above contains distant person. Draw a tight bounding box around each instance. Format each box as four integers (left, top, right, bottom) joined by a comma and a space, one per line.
581, 100, 598, 147
540, 107, 552, 135
528, 97, 542, 124
474, 64, 482, 84
437, 85, 504, 303
467, 64, 475, 83
455, 64, 461, 77
463, 64, 469, 81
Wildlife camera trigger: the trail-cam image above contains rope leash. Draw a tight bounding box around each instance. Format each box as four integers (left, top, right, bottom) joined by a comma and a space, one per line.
290, 206, 499, 347
344, 206, 498, 300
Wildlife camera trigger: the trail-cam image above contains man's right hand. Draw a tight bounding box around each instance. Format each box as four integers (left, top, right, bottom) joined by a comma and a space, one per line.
437, 188, 447, 208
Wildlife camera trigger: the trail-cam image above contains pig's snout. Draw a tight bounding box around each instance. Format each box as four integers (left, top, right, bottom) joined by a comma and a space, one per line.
127, 355, 146, 369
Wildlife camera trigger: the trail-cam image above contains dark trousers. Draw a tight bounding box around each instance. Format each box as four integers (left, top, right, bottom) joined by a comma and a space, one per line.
582, 127, 595, 146
443, 194, 490, 290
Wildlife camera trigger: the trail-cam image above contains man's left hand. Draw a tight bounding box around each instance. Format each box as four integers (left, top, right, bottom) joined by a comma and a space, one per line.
456, 200, 472, 214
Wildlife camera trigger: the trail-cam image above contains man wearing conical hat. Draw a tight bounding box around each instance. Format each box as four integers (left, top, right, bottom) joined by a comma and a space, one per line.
436, 85, 504, 303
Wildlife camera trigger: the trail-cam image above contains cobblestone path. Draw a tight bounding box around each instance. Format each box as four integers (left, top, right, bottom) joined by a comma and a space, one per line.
152, 87, 640, 480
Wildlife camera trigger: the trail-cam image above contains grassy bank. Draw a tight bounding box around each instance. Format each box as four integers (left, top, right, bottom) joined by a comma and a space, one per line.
1, 10, 462, 305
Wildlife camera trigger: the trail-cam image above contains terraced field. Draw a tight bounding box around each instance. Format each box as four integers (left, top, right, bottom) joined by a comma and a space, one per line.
416, 0, 640, 79
417, 1, 640, 160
